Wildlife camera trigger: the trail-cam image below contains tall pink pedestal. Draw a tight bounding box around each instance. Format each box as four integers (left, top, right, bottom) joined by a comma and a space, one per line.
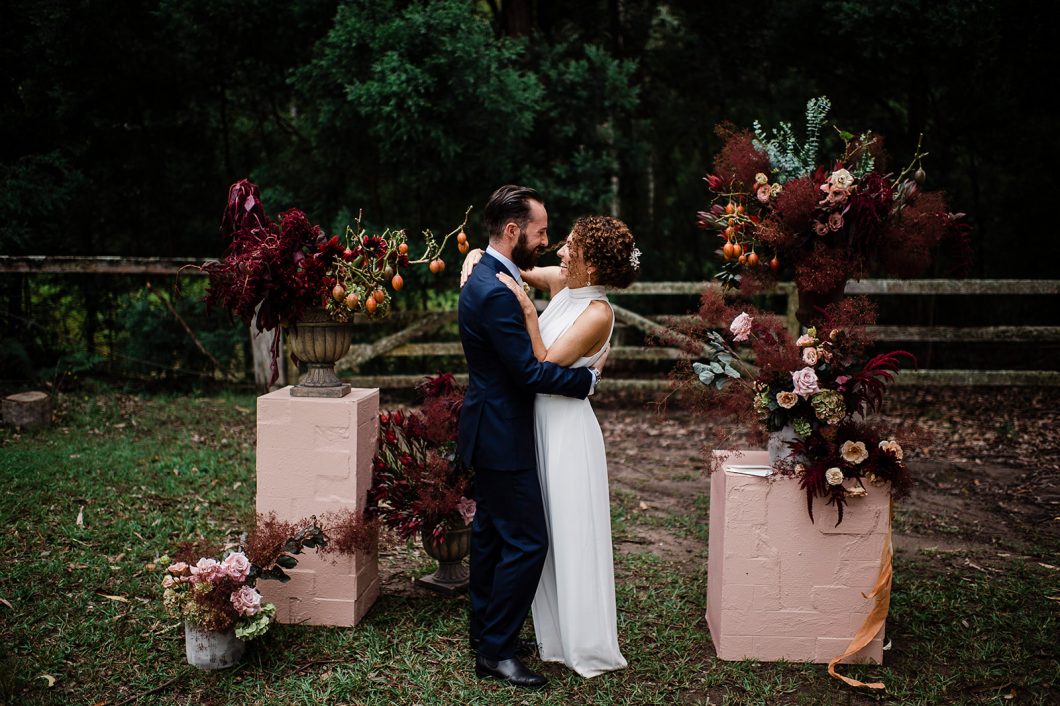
706, 450, 888, 664
255, 386, 380, 627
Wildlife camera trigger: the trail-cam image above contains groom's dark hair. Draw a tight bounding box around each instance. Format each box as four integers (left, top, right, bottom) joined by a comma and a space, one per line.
485, 185, 543, 242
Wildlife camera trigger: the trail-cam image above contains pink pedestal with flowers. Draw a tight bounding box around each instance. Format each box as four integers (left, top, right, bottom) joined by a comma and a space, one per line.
706, 450, 888, 663
255, 386, 380, 627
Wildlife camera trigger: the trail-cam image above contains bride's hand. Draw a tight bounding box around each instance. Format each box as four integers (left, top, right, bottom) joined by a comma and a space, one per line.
459, 248, 485, 288
496, 272, 535, 316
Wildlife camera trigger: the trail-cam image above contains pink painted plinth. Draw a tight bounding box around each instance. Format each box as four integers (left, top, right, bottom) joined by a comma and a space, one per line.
706, 450, 888, 664
255, 386, 380, 627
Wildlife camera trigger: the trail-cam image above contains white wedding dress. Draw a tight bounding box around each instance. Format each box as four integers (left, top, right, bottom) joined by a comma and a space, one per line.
531, 285, 627, 678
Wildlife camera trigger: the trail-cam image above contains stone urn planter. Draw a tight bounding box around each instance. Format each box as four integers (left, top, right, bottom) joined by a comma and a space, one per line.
284, 308, 355, 398
184, 622, 245, 670
416, 525, 471, 595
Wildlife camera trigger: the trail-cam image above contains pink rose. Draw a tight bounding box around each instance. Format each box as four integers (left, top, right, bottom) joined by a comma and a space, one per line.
802, 347, 819, 366
756, 185, 772, 203
221, 552, 251, 582
791, 367, 820, 397
828, 211, 844, 231
189, 557, 222, 584
167, 562, 189, 576
814, 220, 829, 236
230, 585, 262, 616
162, 575, 176, 589
796, 334, 815, 348
730, 312, 753, 342
456, 497, 477, 526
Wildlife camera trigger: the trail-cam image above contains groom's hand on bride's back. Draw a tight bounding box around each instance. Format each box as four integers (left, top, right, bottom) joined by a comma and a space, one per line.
460, 248, 485, 288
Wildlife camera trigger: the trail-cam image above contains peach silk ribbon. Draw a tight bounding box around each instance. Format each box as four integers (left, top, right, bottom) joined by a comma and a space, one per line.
827, 498, 894, 690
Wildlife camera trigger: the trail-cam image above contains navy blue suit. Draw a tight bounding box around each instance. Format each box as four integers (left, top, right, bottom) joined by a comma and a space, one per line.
458, 252, 592, 660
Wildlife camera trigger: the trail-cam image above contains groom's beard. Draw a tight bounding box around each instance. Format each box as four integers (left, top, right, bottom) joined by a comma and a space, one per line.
510, 229, 542, 270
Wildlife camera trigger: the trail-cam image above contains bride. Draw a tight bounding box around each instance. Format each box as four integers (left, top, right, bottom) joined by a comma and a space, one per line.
463, 215, 639, 678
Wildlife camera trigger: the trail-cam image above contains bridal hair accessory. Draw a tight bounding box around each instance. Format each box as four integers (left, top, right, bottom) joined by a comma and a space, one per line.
629, 245, 641, 270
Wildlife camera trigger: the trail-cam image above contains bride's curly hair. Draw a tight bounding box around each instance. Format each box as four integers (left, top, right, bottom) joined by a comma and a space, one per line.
571, 215, 639, 288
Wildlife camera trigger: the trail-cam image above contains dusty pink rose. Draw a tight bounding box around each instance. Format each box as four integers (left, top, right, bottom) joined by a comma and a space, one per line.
230, 585, 262, 616
828, 211, 844, 231
456, 497, 477, 526
756, 185, 772, 203
730, 312, 753, 342
796, 333, 815, 347
167, 561, 189, 576
189, 557, 222, 584
802, 347, 819, 366
162, 575, 176, 589
814, 220, 829, 236
840, 440, 869, 465
221, 552, 251, 582
817, 346, 833, 362
776, 391, 798, 409
791, 367, 820, 397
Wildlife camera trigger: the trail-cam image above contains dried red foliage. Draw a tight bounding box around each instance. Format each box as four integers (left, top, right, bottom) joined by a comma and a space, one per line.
318, 509, 380, 556
241, 513, 299, 569
773, 177, 819, 235
793, 240, 852, 294
172, 538, 222, 565
712, 124, 771, 188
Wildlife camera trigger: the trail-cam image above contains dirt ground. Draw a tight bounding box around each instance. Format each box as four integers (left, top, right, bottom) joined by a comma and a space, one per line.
595, 386, 1060, 569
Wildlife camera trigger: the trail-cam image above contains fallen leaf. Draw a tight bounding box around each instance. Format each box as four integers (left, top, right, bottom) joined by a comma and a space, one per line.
76, 506, 84, 527
99, 594, 129, 603
38, 674, 56, 687
0, 598, 11, 609
69, 453, 81, 459
232, 481, 242, 490
638, 501, 649, 510
112, 422, 126, 429
1047, 596, 1060, 602
1038, 563, 1058, 570
234, 405, 251, 414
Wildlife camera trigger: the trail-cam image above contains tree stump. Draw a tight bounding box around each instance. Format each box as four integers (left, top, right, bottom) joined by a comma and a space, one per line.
2, 391, 52, 429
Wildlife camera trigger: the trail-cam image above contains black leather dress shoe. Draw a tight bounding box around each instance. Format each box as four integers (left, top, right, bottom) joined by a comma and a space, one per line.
469, 637, 536, 658
475, 655, 547, 689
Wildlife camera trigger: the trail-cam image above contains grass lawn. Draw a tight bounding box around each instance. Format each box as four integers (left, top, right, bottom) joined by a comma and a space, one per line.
1, 389, 1056, 705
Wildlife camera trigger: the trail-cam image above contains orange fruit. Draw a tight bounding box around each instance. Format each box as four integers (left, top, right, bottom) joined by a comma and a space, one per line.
770, 256, 779, 272
722, 241, 735, 259
456, 231, 467, 244
732, 242, 743, 258
373, 289, 385, 302
332, 284, 346, 302
391, 274, 404, 291
747, 251, 759, 267
398, 242, 409, 255
429, 259, 445, 273
738, 254, 747, 265
725, 203, 735, 215
344, 292, 359, 309
365, 296, 377, 313
458, 241, 470, 255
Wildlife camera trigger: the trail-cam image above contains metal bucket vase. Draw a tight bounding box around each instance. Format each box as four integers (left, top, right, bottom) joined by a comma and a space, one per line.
285, 308, 355, 398
416, 525, 471, 595
184, 622, 245, 670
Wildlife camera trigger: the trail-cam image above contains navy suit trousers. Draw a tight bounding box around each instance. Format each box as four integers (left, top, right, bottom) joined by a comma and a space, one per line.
468, 465, 549, 660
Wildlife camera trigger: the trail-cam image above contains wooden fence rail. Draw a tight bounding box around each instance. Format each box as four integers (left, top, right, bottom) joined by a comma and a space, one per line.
2, 256, 1058, 388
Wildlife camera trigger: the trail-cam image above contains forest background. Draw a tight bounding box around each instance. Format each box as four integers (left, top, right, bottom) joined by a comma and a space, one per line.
2, 0, 1056, 384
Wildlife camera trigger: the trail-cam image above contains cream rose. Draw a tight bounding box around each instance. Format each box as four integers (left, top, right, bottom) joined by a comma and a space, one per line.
829, 168, 855, 189
776, 391, 798, 409
879, 439, 904, 460
825, 467, 845, 486
846, 485, 868, 498
840, 440, 869, 465
755, 172, 769, 185
802, 347, 819, 366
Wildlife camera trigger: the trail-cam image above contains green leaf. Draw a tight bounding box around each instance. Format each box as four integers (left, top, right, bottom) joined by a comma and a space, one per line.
276, 555, 298, 569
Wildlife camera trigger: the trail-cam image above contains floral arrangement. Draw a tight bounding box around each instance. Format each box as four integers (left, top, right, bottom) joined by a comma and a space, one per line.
162, 511, 377, 639
697, 97, 969, 298
368, 373, 475, 546
687, 292, 914, 524
200, 179, 469, 382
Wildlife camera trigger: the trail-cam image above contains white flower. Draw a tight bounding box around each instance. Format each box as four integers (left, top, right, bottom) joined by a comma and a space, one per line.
755, 172, 769, 185
840, 440, 869, 465
825, 467, 845, 486
829, 168, 855, 189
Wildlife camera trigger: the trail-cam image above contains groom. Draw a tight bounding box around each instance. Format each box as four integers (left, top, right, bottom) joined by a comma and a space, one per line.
458, 185, 599, 689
